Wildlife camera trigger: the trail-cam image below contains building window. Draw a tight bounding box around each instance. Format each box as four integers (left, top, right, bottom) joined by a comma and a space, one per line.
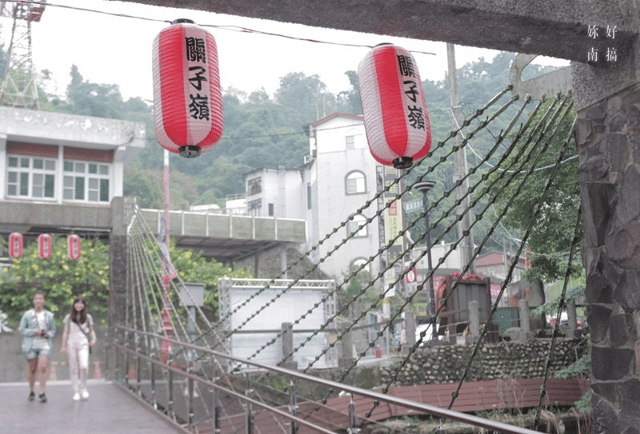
7, 156, 56, 199
63, 160, 110, 203
347, 214, 368, 238
268, 203, 274, 216
248, 198, 262, 217
345, 171, 366, 195
247, 177, 262, 196
351, 257, 371, 274
307, 183, 312, 210
346, 135, 355, 150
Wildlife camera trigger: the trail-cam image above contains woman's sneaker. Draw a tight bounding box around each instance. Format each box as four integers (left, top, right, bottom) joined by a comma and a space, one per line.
38, 393, 47, 403
81, 389, 89, 400
73, 392, 81, 401
28, 391, 35, 401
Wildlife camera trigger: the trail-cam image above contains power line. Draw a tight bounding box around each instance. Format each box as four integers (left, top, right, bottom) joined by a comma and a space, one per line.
11, 1, 436, 55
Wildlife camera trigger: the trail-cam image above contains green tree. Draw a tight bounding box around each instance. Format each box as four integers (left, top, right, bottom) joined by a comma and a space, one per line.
488, 99, 580, 283
0, 236, 110, 327
162, 239, 253, 318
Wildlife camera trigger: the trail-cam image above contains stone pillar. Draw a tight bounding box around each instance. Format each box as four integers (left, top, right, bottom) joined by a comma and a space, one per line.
468, 300, 480, 344
573, 35, 640, 430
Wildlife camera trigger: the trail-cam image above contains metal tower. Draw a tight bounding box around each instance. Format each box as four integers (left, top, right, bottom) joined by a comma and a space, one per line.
0, 1, 46, 109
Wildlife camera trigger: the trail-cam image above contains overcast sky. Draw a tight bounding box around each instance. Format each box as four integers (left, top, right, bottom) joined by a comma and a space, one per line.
12, 0, 569, 102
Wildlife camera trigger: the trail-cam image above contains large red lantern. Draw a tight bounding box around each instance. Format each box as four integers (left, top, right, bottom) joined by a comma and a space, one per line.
68, 234, 81, 260
358, 43, 431, 169
38, 234, 52, 260
153, 18, 223, 158
9, 232, 23, 258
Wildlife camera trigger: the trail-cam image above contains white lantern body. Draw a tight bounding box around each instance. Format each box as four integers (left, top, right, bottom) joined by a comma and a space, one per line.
153, 19, 223, 158
358, 44, 431, 168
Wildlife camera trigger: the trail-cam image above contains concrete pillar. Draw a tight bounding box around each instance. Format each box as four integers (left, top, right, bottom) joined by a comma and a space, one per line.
468, 301, 480, 344
338, 325, 354, 369
572, 35, 640, 431
109, 196, 131, 329
405, 309, 416, 349
280, 322, 297, 370
518, 299, 533, 341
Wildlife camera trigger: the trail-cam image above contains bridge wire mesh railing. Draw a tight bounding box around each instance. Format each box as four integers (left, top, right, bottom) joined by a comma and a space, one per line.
111, 325, 540, 434
115, 85, 579, 433
296, 92, 575, 422
181, 86, 515, 357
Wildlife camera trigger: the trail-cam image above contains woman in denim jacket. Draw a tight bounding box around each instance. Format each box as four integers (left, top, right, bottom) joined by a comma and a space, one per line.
19, 291, 56, 403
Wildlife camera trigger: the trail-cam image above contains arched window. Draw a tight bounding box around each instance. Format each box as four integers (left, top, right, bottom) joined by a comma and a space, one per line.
347, 214, 368, 238
350, 257, 371, 274
345, 171, 366, 195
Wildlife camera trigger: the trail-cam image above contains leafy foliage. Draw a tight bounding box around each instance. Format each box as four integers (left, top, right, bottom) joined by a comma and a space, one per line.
0, 236, 110, 327
165, 238, 253, 317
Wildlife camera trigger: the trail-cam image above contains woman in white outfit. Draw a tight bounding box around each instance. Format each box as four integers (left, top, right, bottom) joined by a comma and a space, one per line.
60, 296, 96, 401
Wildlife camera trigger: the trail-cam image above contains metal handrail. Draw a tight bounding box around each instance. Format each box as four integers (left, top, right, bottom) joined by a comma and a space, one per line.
111, 325, 541, 434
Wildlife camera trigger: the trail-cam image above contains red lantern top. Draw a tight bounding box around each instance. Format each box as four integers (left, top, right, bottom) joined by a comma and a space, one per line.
9, 232, 23, 258
38, 233, 52, 260
153, 18, 223, 158
68, 234, 81, 260
358, 44, 431, 169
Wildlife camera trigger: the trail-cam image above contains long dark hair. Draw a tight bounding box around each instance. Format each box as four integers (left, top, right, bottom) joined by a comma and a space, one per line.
70, 296, 88, 325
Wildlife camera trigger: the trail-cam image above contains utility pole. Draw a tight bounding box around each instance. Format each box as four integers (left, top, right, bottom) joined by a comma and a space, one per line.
447, 43, 475, 274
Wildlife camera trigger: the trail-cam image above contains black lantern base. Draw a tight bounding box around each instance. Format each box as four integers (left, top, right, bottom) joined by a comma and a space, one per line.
179, 146, 201, 158
392, 156, 413, 169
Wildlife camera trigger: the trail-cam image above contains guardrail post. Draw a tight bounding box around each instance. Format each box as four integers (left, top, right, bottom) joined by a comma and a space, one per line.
151, 356, 157, 409
168, 352, 174, 421
348, 395, 360, 434
246, 375, 253, 434
281, 322, 298, 370
212, 385, 220, 433
289, 380, 298, 434
187, 357, 194, 430
135, 333, 141, 396
124, 329, 130, 387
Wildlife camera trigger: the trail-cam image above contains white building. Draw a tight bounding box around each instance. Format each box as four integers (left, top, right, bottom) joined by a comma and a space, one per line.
0, 107, 145, 206
242, 113, 386, 281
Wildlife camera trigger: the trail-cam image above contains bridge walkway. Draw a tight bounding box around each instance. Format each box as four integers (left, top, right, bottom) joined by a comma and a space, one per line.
0, 379, 185, 434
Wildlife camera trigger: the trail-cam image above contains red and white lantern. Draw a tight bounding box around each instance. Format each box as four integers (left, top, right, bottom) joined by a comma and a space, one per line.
9, 232, 23, 258
67, 234, 81, 260
153, 18, 223, 158
38, 233, 52, 260
358, 43, 431, 169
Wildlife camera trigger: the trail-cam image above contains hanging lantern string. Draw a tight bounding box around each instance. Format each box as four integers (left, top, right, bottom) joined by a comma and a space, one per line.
18, 0, 436, 56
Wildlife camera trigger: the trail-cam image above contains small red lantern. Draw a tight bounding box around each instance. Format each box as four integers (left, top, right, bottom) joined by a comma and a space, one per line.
358, 43, 431, 169
9, 232, 23, 258
67, 234, 81, 260
38, 233, 52, 260
153, 18, 223, 158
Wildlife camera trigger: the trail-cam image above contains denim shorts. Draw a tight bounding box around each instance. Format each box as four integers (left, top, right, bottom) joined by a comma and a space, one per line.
24, 347, 51, 361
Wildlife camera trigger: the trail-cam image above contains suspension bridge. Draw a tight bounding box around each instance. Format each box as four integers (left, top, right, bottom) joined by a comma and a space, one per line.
107, 83, 585, 433
0, 81, 589, 432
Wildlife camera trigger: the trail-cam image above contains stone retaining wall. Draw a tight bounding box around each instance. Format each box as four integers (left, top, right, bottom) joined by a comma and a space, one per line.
382, 338, 583, 386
